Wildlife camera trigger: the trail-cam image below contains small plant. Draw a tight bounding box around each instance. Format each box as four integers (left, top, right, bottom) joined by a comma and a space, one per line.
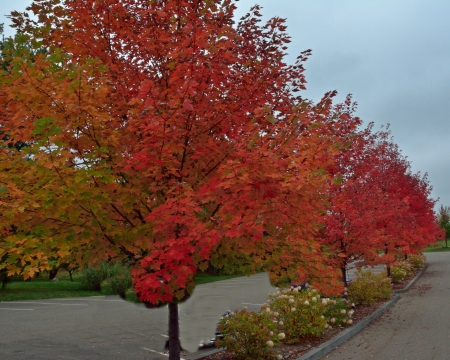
266, 287, 327, 343
407, 253, 425, 270
390, 261, 414, 283
323, 297, 353, 327
348, 270, 392, 305
216, 308, 279, 360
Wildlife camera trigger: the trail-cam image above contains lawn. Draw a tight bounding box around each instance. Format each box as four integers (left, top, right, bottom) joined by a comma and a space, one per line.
0, 270, 244, 302
423, 240, 450, 252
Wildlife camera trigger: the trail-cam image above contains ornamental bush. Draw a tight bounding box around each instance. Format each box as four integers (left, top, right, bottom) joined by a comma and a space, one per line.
216, 309, 279, 360
348, 270, 392, 305
390, 261, 414, 283
81, 264, 109, 290
407, 253, 425, 270
266, 287, 327, 343
323, 297, 354, 327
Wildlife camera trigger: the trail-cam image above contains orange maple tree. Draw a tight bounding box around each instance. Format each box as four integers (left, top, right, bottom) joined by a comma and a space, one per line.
0, 1, 355, 357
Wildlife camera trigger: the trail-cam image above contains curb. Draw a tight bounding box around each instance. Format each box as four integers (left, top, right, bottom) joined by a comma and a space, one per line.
294, 294, 400, 360
394, 263, 428, 293
190, 264, 428, 360
190, 348, 222, 360
296, 262, 428, 360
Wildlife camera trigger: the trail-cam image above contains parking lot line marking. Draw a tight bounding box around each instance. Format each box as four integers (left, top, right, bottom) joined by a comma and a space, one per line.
8, 301, 89, 306
142, 347, 186, 359
160, 334, 169, 338
0, 308, 34, 311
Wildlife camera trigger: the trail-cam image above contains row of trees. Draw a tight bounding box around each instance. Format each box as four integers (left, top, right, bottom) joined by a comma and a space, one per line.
0, 1, 442, 358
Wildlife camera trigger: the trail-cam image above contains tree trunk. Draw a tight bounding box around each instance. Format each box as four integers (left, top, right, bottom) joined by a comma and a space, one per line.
168, 302, 181, 360
1, 279, 6, 290
48, 269, 59, 280
68, 270, 73, 282
341, 266, 347, 288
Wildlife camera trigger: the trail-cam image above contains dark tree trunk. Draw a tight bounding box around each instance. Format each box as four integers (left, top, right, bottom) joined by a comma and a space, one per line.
341, 266, 347, 288
1, 279, 6, 290
68, 270, 73, 282
48, 269, 59, 280
168, 302, 181, 360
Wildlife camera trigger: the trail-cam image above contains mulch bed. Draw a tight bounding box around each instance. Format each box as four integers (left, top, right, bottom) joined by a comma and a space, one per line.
195, 267, 423, 360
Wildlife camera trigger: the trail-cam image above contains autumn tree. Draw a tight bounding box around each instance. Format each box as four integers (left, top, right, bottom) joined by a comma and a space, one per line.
0, 1, 357, 357
322, 123, 440, 284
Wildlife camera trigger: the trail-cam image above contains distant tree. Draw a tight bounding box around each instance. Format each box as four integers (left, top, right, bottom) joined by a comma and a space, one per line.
438, 205, 450, 247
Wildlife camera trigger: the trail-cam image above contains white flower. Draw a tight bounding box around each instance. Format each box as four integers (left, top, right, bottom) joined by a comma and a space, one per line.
274, 312, 279, 317
311, 297, 317, 302
322, 299, 328, 305
348, 310, 354, 316
291, 307, 296, 312
351, 303, 355, 307
347, 319, 353, 325
278, 333, 286, 340
279, 321, 284, 326
289, 298, 295, 303
341, 309, 346, 314
321, 315, 325, 319
293, 287, 299, 292
304, 300, 309, 306
270, 331, 274, 336
330, 317, 336, 323
267, 340, 274, 348
277, 355, 283, 360
273, 319, 278, 323
325, 324, 329, 329
265, 307, 271, 313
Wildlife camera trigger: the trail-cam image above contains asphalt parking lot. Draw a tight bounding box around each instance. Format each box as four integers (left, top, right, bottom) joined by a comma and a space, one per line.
0, 273, 275, 360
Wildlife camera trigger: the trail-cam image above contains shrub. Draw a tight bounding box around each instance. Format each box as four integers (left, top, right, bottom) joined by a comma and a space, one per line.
82, 263, 109, 290
323, 297, 353, 327
348, 270, 392, 305
109, 272, 132, 298
266, 287, 327, 343
407, 253, 425, 270
216, 309, 279, 360
390, 261, 414, 283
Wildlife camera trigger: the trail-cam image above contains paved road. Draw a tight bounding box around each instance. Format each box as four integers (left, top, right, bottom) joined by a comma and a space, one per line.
322, 252, 449, 360
0, 273, 275, 360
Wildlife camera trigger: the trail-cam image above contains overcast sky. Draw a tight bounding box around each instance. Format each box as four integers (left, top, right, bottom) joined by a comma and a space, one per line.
1, 0, 449, 210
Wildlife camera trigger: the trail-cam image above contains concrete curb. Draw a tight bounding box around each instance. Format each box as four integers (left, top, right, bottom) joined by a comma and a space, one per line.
394, 263, 428, 293
296, 262, 428, 360
189, 347, 222, 360
191, 264, 428, 360
295, 294, 400, 360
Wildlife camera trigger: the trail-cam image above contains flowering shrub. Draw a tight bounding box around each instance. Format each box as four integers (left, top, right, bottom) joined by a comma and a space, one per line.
348, 270, 392, 305
390, 261, 414, 283
266, 287, 327, 343
216, 309, 279, 360
407, 253, 425, 270
323, 297, 353, 327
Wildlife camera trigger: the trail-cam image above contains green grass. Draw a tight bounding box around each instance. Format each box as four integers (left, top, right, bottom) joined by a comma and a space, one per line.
424, 240, 450, 252
0, 270, 245, 302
